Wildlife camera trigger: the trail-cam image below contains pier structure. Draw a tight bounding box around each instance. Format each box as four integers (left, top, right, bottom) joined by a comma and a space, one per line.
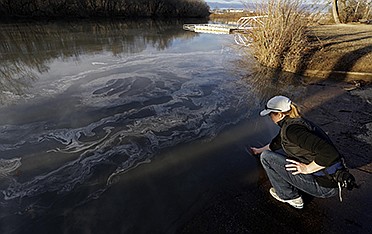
182, 24, 236, 34
182, 15, 267, 46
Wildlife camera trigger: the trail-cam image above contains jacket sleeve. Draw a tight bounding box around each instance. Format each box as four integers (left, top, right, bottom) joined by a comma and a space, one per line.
286, 124, 340, 166
269, 132, 282, 151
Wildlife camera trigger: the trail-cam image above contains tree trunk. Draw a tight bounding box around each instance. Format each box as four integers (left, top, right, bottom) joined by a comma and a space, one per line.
332, 0, 341, 24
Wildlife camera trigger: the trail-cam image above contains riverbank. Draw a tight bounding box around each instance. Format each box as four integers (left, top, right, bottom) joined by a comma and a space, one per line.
180, 22, 372, 229
180, 79, 372, 233
301, 24, 372, 82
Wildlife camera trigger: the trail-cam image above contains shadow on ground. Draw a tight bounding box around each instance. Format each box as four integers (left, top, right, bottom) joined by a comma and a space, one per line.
297, 25, 372, 81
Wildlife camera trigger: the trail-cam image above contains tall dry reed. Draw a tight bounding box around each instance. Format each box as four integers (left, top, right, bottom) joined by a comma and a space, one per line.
249, 0, 310, 72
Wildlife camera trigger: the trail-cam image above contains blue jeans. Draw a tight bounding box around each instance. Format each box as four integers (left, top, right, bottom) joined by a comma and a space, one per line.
260, 150, 338, 200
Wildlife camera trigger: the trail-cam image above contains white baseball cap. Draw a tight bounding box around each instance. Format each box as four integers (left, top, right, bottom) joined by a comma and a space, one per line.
260, 95, 292, 116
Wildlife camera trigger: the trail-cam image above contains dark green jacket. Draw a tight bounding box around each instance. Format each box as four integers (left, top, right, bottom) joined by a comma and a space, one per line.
270, 116, 341, 187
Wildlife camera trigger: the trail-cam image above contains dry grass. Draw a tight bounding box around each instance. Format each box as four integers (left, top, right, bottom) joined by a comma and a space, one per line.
248, 0, 311, 72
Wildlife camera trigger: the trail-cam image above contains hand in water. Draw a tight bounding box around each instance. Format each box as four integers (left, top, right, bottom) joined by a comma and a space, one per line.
250, 147, 261, 155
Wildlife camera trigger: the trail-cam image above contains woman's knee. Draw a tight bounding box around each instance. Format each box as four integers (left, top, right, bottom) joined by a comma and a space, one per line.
260, 150, 285, 166
260, 150, 274, 165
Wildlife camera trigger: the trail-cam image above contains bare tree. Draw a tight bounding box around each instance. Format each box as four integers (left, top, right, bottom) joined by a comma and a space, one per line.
332, 0, 341, 23
0, 0, 210, 18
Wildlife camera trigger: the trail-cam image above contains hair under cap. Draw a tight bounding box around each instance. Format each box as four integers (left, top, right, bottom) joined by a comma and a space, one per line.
260, 95, 292, 116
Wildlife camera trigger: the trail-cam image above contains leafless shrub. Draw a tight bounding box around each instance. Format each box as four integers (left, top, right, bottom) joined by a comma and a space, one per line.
248, 0, 311, 72
338, 0, 372, 23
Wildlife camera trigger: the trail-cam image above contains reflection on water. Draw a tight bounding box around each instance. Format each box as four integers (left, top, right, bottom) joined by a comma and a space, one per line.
0, 19, 199, 104
234, 55, 308, 104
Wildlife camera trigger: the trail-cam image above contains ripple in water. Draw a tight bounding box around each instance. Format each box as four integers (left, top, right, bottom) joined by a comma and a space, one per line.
0, 158, 21, 177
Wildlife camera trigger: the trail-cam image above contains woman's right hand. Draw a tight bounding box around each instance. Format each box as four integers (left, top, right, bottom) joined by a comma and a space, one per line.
250, 147, 262, 155
249, 144, 270, 155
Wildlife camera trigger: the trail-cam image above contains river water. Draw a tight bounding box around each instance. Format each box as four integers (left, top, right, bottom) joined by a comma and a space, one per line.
0, 19, 308, 233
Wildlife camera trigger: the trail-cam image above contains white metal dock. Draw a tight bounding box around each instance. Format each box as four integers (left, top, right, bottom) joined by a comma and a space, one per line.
183, 16, 267, 46
183, 24, 237, 34
183, 16, 267, 34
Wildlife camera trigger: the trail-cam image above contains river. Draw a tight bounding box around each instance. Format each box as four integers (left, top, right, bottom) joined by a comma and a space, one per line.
0, 19, 308, 233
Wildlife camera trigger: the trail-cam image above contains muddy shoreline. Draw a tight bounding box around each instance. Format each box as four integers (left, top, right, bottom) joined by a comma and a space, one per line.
180, 80, 372, 233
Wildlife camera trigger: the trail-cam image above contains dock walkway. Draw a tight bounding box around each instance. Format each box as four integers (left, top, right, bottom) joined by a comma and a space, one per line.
183, 16, 267, 46
183, 16, 267, 34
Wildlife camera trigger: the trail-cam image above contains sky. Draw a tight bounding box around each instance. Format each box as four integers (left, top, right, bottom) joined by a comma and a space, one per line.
204, 0, 252, 9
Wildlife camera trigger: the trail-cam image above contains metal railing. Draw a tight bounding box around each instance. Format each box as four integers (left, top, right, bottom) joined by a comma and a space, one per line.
183, 16, 267, 46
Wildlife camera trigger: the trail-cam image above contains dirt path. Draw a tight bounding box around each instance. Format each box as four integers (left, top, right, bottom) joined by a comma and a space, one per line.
302, 24, 372, 81
301, 25, 372, 171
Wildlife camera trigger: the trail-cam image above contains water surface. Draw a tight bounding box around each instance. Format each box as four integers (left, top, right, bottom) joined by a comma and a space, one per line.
0, 19, 306, 233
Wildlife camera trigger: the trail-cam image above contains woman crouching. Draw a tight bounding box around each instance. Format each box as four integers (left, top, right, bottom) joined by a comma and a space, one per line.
251, 95, 344, 209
